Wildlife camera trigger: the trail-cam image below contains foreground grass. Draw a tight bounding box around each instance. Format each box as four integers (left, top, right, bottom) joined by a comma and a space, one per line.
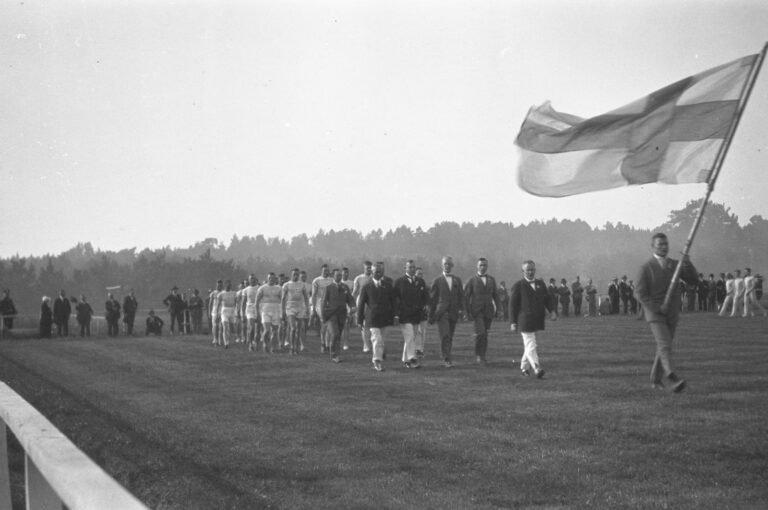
1, 313, 767, 509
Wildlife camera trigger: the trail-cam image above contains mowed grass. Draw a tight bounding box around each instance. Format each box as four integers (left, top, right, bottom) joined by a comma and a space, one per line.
1, 313, 768, 509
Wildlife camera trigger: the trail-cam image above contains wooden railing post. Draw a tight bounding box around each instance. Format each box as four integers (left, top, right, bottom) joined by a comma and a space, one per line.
0, 421, 13, 510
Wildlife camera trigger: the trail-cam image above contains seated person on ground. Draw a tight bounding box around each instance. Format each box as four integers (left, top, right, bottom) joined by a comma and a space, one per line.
146, 310, 164, 336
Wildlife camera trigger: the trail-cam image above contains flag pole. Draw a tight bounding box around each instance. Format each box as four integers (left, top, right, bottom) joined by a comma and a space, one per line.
660, 42, 768, 313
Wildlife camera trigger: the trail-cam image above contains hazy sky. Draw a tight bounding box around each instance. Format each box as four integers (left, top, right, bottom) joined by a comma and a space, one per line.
2, 0, 767, 258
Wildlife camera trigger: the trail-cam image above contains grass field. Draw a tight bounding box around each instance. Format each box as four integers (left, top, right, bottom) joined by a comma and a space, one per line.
1, 313, 767, 509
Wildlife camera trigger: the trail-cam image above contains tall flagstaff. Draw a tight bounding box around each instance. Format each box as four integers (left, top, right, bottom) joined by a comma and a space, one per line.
660, 42, 768, 313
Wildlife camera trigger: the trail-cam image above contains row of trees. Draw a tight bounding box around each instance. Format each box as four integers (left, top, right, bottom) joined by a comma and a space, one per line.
2, 201, 766, 317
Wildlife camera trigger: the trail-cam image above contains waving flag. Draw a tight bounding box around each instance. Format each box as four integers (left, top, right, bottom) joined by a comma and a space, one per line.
515, 54, 758, 197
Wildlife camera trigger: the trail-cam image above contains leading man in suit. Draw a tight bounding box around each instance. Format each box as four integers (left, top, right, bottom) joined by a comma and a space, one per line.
322, 268, 356, 363
635, 233, 698, 393
464, 257, 500, 365
393, 260, 429, 368
357, 261, 396, 372
509, 260, 556, 378
428, 256, 464, 368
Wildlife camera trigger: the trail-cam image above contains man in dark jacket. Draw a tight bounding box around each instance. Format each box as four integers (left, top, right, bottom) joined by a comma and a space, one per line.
357, 261, 396, 372
509, 260, 557, 378
428, 256, 464, 368
0, 289, 17, 330
105, 293, 121, 336
53, 290, 72, 336
321, 269, 355, 363
464, 257, 500, 365
163, 286, 186, 335
393, 259, 429, 368
635, 233, 698, 393
123, 289, 138, 335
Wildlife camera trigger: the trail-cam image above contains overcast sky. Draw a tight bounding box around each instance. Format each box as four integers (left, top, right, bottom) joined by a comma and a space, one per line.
2, 0, 767, 258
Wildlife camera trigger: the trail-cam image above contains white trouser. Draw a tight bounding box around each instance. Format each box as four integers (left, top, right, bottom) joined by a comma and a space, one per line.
731, 294, 744, 317
370, 327, 386, 362
744, 291, 767, 316
400, 323, 417, 362
718, 295, 733, 316
520, 331, 541, 372
415, 320, 427, 353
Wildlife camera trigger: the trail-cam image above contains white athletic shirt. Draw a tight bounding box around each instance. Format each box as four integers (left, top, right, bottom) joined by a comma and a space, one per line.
282, 281, 307, 310
256, 284, 282, 310
311, 277, 334, 308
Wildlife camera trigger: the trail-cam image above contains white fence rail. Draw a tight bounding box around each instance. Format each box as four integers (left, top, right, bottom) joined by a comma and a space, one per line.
0, 382, 148, 510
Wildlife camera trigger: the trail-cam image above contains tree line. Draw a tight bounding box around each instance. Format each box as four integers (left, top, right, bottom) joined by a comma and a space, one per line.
1, 201, 766, 317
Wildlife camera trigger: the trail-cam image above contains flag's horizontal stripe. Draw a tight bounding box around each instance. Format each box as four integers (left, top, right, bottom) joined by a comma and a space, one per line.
658, 139, 721, 184
678, 54, 757, 105
516, 146, 628, 197
517, 100, 737, 154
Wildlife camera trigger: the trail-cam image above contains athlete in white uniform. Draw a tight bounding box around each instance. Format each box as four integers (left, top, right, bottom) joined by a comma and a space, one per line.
216, 280, 238, 348
299, 270, 312, 351
352, 261, 374, 352
743, 267, 768, 317
311, 265, 334, 353
235, 281, 245, 343
241, 274, 260, 351
257, 273, 283, 353
209, 280, 224, 346
282, 268, 309, 355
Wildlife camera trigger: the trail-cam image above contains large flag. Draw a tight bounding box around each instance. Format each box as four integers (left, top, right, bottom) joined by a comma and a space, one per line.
515, 54, 758, 197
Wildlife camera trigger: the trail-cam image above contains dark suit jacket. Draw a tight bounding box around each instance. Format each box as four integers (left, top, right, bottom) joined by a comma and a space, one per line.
322, 282, 354, 321
509, 278, 552, 333
428, 274, 463, 323
464, 275, 499, 319
393, 275, 429, 324
53, 297, 71, 323
357, 279, 395, 328
123, 296, 138, 316
635, 257, 697, 323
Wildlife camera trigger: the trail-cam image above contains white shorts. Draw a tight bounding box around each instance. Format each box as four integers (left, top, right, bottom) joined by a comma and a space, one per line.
221, 307, 236, 323
245, 303, 259, 320
284, 302, 307, 318
261, 303, 281, 326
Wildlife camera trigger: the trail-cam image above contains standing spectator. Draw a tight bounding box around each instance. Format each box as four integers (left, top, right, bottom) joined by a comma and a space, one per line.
122, 289, 138, 335
75, 295, 93, 337
585, 279, 598, 317
145, 310, 164, 336
188, 289, 205, 334
509, 260, 556, 378
619, 276, 632, 314
608, 278, 620, 314
498, 281, 509, 321
105, 293, 121, 336
393, 260, 429, 368
39, 296, 53, 338
571, 276, 584, 316
696, 274, 709, 312
756, 274, 764, 301
558, 278, 571, 317
628, 280, 638, 314
464, 257, 500, 366
428, 256, 464, 368
685, 280, 697, 313
163, 286, 186, 336
53, 290, 72, 336
706, 274, 718, 312
635, 233, 697, 393
0, 289, 17, 331
715, 273, 727, 311
357, 261, 396, 372
547, 278, 559, 316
